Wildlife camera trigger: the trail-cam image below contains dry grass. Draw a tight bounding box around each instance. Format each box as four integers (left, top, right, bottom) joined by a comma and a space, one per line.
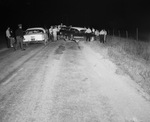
105, 36, 150, 95
86, 36, 150, 96
106, 36, 150, 62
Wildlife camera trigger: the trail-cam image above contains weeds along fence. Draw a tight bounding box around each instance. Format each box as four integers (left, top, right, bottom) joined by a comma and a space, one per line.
107, 28, 150, 42
106, 36, 150, 96
107, 35, 150, 62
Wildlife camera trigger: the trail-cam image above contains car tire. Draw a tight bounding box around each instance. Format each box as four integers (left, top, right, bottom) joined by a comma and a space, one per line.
43, 40, 46, 45
72, 34, 75, 41
25, 42, 29, 47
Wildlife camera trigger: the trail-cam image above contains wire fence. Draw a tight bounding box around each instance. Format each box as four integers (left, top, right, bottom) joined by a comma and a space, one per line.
107, 28, 150, 42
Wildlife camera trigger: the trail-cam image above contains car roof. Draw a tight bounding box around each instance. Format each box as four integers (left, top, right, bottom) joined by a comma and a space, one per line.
71, 27, 86, 31
61, 26, 70, 29
70, 28, 79, 31
26, 27, 45, 31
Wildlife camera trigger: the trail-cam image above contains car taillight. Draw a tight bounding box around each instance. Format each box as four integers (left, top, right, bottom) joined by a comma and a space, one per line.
42, 35, 44, 39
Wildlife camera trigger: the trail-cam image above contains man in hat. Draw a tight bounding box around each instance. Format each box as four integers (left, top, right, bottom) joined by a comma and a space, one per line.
15, 24, 25, 50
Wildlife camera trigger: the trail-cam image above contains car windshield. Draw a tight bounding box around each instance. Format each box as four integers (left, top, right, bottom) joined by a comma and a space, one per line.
80, 29, 86, 33
70, 28, 79, 33
60, 27, 70, 31
26, 29, 44, 34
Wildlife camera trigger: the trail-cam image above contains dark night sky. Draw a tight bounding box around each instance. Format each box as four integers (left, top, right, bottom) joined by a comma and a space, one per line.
0, 0, 150, 35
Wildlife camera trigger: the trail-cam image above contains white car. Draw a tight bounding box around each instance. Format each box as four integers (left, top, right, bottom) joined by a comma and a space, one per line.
23, 27, 48, 45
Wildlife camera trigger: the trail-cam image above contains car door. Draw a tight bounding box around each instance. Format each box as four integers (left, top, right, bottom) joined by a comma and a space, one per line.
42, 29, 48, 42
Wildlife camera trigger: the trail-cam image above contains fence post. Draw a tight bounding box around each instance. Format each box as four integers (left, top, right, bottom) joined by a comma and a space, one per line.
113, 29, 114, 36
126, 30, 128, 38
118, 30, 121, 37
136, 28, 138, 41
108, 30, 109, 35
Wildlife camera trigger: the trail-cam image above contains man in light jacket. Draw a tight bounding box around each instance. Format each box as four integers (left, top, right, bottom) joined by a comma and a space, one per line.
52, 26, 58, 41
6, 27, 11, 48
99, 29, 107, 43
85, 27, 92, 42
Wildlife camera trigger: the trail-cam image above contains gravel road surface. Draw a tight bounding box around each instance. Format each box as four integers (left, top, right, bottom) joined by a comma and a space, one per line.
0, 40, 150, 122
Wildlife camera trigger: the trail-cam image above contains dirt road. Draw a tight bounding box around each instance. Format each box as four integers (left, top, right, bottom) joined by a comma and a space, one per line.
0, 40, 150, 122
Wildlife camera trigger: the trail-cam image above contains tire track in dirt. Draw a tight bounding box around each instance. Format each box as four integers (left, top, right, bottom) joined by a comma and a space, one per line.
0, 41, 64, 122
50, 41, 119, 122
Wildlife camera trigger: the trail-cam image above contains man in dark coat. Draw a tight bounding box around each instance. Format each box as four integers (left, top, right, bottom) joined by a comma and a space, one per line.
15, 24, 25, 50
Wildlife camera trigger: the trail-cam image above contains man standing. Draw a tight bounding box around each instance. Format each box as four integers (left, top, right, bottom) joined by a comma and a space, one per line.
99, 29, 107, 43
15, 24, 25, 50
103, 29, 107, 43
10, 28, 16, 48
85, 27, 92, 42
52, 26, 58, 41
6, 27, 11, 48
91, 28, 95, 41
95, 29, 100, 40
49, 26, 53, 41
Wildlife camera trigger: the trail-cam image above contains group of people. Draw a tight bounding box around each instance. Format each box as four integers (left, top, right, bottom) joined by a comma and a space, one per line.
85, 27, 107, 43
6, 24, 25, 51
48, 24, 107, 43
49, 25, 61, 41
6, 24, 63, 51
6, 23, 107, 51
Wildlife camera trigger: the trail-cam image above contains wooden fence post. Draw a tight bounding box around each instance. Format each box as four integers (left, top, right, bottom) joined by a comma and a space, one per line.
136, 28, 138, 41
113, 29, 114, 36
118, 30, 121, 37
108, 30, 109, 35
126, 30, 128, 38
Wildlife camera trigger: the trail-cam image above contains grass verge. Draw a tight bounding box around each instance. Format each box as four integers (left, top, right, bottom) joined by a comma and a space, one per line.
87, 36, 150, 96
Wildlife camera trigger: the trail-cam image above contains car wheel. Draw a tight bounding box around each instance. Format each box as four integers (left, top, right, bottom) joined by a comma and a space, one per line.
71, 34, 74, 41
25, 42, 29, 47
43, 40, 46, 45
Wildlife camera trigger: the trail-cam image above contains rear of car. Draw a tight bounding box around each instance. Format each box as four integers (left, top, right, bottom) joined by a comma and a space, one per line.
70, 27, 86, 40
23, 28, 48, 45
59, 26, 72, 40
